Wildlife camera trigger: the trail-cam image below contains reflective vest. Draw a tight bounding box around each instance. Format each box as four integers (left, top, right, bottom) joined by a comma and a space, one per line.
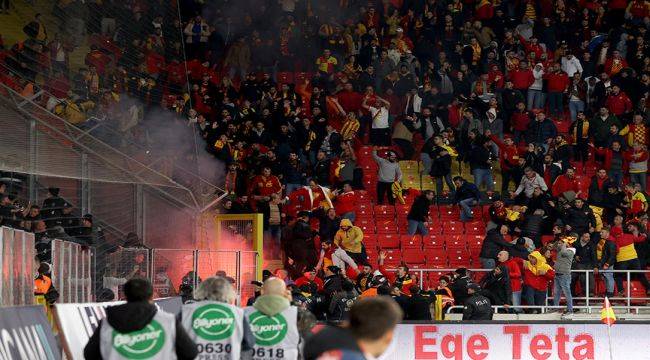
181, 301, 244, 359
243, 306, 299, 360
34, 275, 52, 295
100, 310, 176, 360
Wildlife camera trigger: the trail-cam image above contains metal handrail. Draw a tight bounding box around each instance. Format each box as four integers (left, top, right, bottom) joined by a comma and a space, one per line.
399, 268, 650, 311
445, 305, 650, 315
0, 82, 203, 209
0, 62, 225, 206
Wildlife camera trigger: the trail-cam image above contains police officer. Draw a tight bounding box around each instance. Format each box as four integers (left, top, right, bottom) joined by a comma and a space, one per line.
84, 278, 198, 360
462, 283, 494, 320
244, 278, 300, 360
181, 276, 253, 359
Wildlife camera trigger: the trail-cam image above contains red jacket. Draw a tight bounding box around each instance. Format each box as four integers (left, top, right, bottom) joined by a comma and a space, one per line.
594, 147, 628, 172
337, 90, 363, 114
606, 92, 633, 116
545, 72, 569, 93
335, 191, 357, 216
508, 68, 534, 90
491, 135, 520, 171
503, 258, 523, 292
294, 276, 324, 291
551, 175, 581, 197
523, 266, 555, 291
511, 110, 531, 131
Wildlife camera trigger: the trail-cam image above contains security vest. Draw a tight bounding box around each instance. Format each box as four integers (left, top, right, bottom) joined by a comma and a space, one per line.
243, 305, 299, 360
99, 310, 176, 360
181, 301, 244, 359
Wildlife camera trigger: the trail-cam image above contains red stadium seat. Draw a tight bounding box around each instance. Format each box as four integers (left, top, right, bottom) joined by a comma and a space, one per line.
382, 249, 401, 267
401, 235, 422, 249
356, 219, 375, 234
377, 234, 400, 249
425, 254, 447, 268
423, 234, 445, 250
442, 221, 463, 235
465, 221, 485, 234
374, 205, 396, 217
444, 235, 467, 251
277, 71, 294, 84
403, 249, 425, 265
467, 235, 484, 251
376, 221, 399, 234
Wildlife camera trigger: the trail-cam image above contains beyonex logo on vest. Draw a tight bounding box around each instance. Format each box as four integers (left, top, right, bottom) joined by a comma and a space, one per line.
112, 321, 166, 359
192, 304, 236, 340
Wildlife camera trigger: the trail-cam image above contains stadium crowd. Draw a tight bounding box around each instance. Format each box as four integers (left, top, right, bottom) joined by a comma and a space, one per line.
1, 0, 650, 321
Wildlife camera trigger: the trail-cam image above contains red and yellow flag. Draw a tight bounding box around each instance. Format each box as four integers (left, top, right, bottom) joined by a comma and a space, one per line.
601, 296, 617, 326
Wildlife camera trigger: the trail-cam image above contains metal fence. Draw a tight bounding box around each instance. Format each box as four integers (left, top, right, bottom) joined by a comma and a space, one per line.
0, 227, 35, 306
100, 249, 260, 304
50, 239, 93, 303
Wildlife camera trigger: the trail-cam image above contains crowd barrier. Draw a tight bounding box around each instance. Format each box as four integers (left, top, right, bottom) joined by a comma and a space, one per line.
391, 267, 650, 312
0, 227, 35, 306
50, 239, 93, 303
102, 249, 259, 304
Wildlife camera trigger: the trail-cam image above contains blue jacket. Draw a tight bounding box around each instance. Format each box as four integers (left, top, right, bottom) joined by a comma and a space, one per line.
454, 182, 481, 204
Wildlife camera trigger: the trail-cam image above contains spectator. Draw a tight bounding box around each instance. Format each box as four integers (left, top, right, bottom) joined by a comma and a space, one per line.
467, 135, 495, 192
592, 141, 626, 186
595, 227, 618, 299
560, 198, 597, 236
452, 176, 481, 222
406, 190, 435, 235
553, 241, 576, 313
426, 135, 455, 195
590, 107, 621, 148
372, 148, 402, 205
512, 167, 548, 204
304, 296, 402, 360
405, 286, 433, 320
480, 265, 512, 306
334, 219, 364, 264
526, 111, 557, 152
572, 232, 598, 298
479, 225, 512, 269
498, 251, 523, 311
613, 222, 650, 296
626, 143, 649, 191
523, 251, 555, 310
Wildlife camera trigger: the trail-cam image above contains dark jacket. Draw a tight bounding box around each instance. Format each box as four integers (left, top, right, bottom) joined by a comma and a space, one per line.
406, 293, 433, 320
453, 182, 481, 204
573, 239, 597, 267
313, 208, 340, 243
449, 276, 471, 305
479, 228, 512, 260
407, 195, 433, 222
323, 275, 342, 298
526, 118, 557, 144
595, 237, 617, 268
462, 293, 493, 320
83, 302, 198, 360
468, 144, 492, 171
427, 145, 452, 177
588, 176, 612, 207
561, 206, 596, 236
480, 266, 512, 306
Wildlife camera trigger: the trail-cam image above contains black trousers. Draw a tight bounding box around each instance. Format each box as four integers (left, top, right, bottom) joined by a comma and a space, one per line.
376, 181, 395, 205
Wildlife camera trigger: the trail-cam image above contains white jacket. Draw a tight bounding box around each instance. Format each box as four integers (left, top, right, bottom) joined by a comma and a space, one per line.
561, 57, 583, 78
529, 67, 544, 91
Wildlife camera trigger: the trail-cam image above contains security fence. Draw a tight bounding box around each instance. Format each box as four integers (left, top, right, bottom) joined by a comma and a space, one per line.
50, 239, 93, 303
100, 249, 260, 304
0, 227, 35, 306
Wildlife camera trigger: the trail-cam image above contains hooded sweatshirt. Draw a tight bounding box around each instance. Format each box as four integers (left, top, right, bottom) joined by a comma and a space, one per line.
83, 302, 198, 360
334, 219, 364, 253
253, 294, 291, 316
523, 251, 555, 291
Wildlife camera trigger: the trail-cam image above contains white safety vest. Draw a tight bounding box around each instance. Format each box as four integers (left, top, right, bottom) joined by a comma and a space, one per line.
99, 310, 177, 360
181, 301, 244, 359
243, 305, 299, 360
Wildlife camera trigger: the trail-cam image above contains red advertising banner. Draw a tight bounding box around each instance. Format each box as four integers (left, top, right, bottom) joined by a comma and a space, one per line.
377, 323, 649, 360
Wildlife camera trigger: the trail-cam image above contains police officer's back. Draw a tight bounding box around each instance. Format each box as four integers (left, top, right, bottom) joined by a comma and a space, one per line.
84, 278, 198, 360
462, 284, 494, 320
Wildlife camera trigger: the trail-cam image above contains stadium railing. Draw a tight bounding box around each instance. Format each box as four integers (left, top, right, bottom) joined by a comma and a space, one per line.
0, 226, 35, 306
390, 268, 650, 311
50, 239, 93, 303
